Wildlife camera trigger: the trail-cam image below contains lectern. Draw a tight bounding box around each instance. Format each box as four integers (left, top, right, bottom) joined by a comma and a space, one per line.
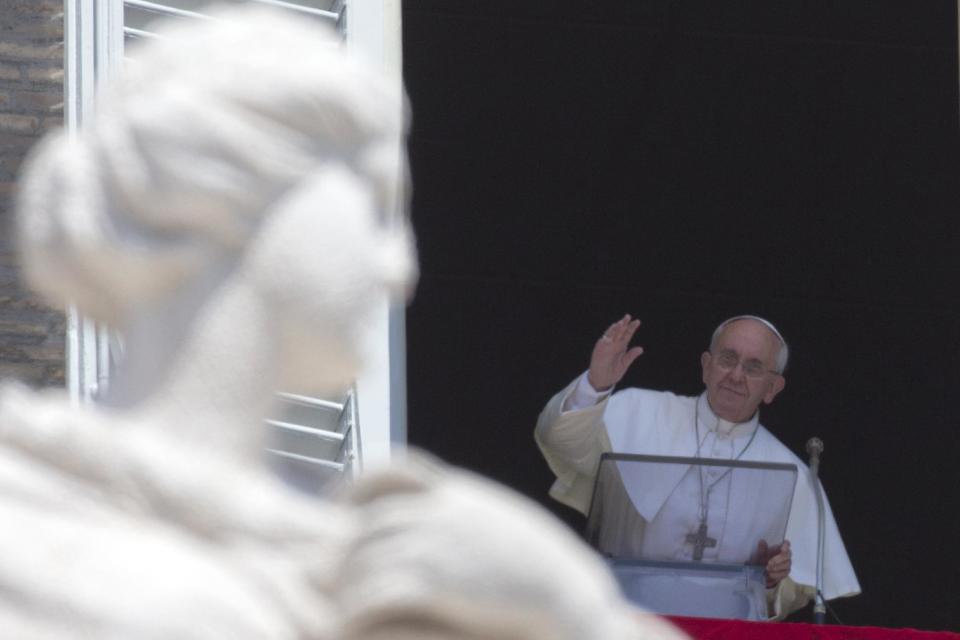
586, 453, 797, 620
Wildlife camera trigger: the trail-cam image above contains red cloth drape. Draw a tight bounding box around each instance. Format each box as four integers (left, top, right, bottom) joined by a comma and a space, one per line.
667, 616, 960, 640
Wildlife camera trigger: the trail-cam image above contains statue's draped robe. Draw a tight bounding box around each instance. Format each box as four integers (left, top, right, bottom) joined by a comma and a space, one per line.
0, 382, 686, 640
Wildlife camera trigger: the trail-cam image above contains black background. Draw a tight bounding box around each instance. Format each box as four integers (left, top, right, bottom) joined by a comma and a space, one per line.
402, 1, 960, 629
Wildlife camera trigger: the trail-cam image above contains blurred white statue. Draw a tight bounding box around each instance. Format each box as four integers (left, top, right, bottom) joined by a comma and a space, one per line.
1, 8, 684, 639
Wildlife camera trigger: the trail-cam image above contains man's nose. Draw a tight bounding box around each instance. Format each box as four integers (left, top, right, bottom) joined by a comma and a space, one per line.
726, 363, 747, 382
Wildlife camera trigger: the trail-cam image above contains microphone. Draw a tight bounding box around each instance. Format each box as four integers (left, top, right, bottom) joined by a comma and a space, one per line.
806, 437, 827, 624
806, 437, 823, 478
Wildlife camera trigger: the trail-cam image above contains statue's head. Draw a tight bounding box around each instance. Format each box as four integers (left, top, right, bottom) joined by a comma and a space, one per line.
17, 8, 417, 390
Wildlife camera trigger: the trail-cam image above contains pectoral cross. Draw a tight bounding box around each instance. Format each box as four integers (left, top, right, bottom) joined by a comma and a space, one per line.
685, 521, 716, 561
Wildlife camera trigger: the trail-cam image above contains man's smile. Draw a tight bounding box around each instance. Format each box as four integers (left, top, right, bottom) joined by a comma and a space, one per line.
718, 384, 747, 397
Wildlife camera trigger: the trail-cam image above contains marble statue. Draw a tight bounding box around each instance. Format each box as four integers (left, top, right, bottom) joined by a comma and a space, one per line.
1, 8, 684, 639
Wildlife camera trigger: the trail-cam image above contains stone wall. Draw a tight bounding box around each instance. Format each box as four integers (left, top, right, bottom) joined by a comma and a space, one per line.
0, 0, 65, 386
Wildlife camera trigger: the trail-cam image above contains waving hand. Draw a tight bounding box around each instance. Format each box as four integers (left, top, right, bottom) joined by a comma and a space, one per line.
587, 314, 644, 391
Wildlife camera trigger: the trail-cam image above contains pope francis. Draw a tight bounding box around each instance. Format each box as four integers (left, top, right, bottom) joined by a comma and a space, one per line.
535, 314, 861, 619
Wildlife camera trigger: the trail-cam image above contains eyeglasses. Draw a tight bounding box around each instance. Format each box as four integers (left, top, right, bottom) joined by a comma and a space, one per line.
712, 350, 779, 378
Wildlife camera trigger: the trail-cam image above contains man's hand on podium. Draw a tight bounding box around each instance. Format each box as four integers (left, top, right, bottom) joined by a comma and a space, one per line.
756, 539, 792, 588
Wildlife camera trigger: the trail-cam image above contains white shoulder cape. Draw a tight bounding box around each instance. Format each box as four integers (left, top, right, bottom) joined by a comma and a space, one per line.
536, 380, 861, 601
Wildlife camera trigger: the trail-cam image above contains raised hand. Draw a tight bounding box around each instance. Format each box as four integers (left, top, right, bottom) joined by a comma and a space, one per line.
587, 314, 644, 391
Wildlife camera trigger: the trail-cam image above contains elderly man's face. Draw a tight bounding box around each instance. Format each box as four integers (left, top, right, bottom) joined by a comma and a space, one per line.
700, 319, 785, 423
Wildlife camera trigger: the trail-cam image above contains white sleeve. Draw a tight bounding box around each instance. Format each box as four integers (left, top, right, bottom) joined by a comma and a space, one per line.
766, 577, 814, 620
562, 372, 613, 412
534, 375, 612, 515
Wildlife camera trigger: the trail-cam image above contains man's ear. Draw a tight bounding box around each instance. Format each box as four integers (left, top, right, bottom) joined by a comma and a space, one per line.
700, 351, 711, 385
763, 375, 786, 404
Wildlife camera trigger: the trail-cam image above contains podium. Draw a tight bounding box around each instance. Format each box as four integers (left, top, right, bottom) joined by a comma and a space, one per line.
586, 453, 798, 620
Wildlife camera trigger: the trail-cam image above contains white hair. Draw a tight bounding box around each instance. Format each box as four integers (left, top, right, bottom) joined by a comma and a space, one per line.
709, 315, 789, 373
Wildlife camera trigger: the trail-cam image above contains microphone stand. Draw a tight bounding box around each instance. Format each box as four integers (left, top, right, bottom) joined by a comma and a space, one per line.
806, 437, 827, 624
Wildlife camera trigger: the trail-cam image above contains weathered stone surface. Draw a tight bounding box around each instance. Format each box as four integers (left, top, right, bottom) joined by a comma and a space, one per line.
0, 16, 63, 39
0, 0, 62, 390
26, 66, 61, 84
0, 360, 47, 382
0, 113, 38, 134
0, 132, 34, 149
0, 42, 62, 62
12, 90, 62, 113
0, 0, 62, 20
0, 344, 29, 360
0, 300, 63, 320
39, 114, 63, 132
0, 319, 49, 337
0, 291, 62, 312
0, 340, 63, 361
0, 64, 20, 81
0, 262, 20, 282
0, 156, 20, 175
0, 360, 63, 386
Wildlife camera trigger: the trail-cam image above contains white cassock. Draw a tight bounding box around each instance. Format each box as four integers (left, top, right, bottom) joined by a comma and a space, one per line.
535, 373, 861, 618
